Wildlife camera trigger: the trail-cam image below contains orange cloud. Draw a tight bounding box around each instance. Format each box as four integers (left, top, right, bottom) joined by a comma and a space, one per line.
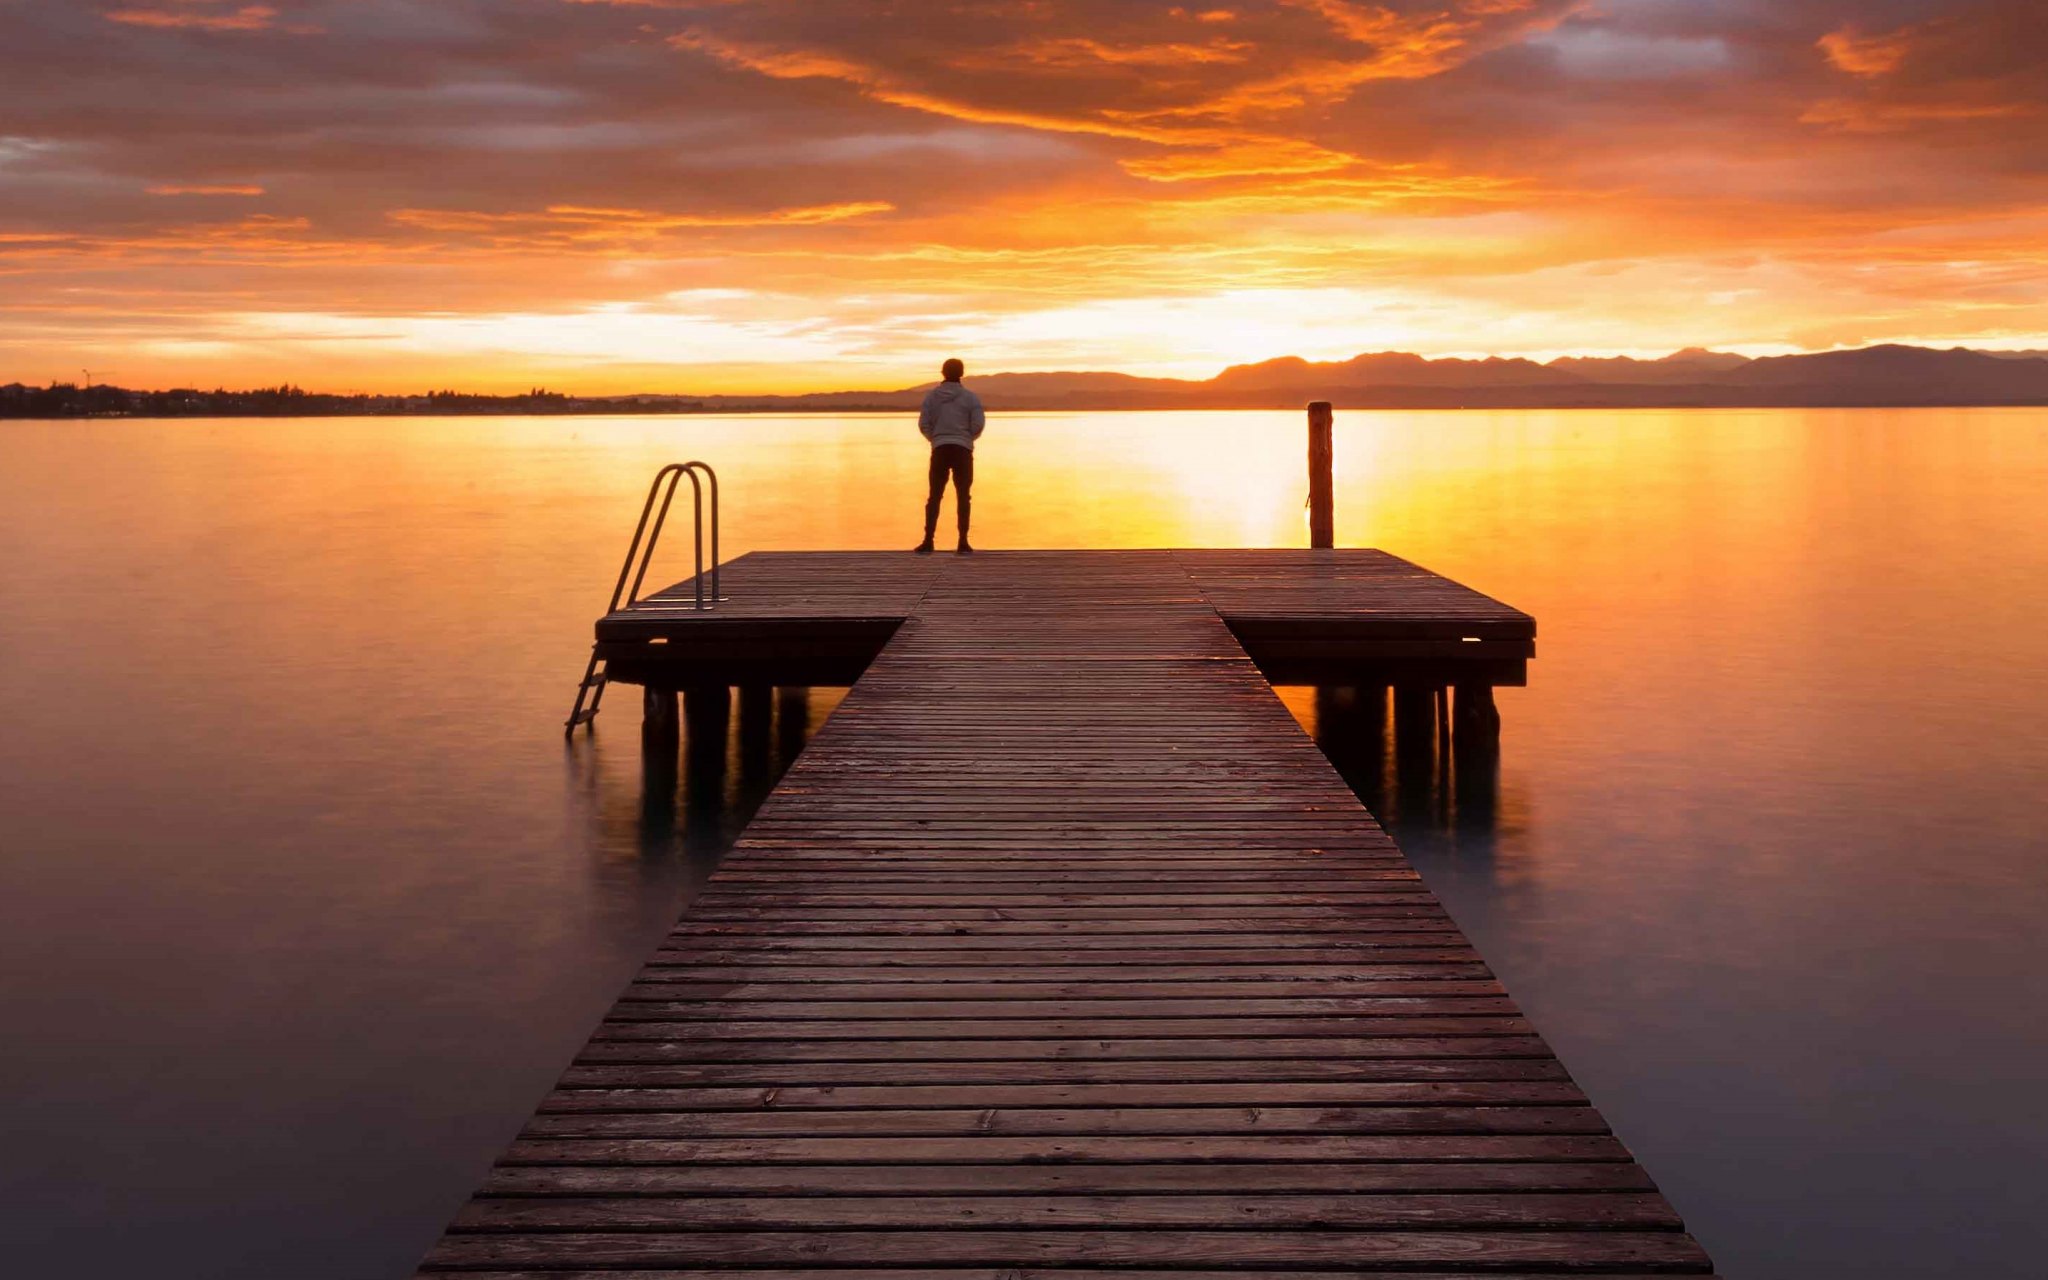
1286, 0, 1490, 76
0, 215, 414, 266
1285, 0, 1570, 77
996, 37, 1255, 69
668, 28, 1359, 180
1800, 97, 2035, 132
386, 200, 894, 244
666, 2, 1582, 184
106, 4, 278, 31
1818, 25, 1917, 77
149, 184, 266, 196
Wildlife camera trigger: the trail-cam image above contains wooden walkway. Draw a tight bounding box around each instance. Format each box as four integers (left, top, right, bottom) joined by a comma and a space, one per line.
423, 552, 1711, 1276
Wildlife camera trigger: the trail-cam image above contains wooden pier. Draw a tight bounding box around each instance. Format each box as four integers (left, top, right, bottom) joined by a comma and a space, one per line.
595, 549, 1535, 693
420, 550, 1713, 1276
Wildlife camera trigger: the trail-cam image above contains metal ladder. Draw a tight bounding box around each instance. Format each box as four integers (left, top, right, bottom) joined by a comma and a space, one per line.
565, 461, 720, 734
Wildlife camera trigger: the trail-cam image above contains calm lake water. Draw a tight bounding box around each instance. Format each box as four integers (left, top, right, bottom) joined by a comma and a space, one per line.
2, 409, 2045, 1278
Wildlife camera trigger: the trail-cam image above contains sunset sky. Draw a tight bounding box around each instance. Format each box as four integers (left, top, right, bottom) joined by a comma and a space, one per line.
4, 0, 2044, 392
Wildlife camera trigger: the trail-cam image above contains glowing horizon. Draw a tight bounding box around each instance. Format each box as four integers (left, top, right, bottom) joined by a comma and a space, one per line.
5, 1, 2045, 395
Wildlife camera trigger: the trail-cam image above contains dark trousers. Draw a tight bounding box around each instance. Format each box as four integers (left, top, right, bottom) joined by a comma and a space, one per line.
924, 444, 973, 539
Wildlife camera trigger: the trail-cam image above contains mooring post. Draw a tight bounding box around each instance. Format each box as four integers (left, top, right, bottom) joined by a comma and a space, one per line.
1307, 400, 1334, 549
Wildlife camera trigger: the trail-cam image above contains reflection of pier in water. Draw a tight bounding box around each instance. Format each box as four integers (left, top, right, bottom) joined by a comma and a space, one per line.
422, 550, 1714, 1277
575, 685, 845, 870
1289, 683, 1501, 835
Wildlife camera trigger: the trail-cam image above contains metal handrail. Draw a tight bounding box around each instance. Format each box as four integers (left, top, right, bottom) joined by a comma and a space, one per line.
608, 461, 720, 613
566, 461, 721, 734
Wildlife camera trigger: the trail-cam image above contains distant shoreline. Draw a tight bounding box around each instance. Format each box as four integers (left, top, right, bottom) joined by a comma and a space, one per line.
8, 395, 2048, 423
8, 342, 2048, 418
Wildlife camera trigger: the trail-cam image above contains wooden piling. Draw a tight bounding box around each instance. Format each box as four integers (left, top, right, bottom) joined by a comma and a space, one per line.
738, 684, 773, 774
640, 686, 679, 749
1392, 683, 1436, 751
683, 684, 731, 780
1307, 401, 1334, 549
775, 686, 811, 761
1453, 683, 1502, 756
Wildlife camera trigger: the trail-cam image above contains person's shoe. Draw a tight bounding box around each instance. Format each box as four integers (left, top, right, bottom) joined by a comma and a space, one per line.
956, 539, 974, 556
913, 539, 935, 555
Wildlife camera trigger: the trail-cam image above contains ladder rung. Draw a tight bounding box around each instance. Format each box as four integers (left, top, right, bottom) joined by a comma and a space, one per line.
581, 673, 608, 687
567, 708, 599, 726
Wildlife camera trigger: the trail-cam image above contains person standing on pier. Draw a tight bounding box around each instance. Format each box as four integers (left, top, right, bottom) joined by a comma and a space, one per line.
915, 357, 984, 555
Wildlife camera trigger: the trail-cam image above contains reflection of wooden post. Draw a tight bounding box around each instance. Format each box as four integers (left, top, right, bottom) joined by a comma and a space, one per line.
1307, 401, 1334, 549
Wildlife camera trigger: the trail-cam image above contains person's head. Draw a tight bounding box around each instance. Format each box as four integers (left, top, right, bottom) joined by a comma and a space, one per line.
941, 357, 965, 383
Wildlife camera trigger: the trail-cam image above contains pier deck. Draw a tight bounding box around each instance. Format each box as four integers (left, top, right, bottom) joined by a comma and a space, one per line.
421, 551, 1711, 1276
594, 549, 1535, 688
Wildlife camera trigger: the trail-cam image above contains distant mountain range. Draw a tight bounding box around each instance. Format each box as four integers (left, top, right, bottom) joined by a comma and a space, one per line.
7, 343, 2048, 418
690, 344, 2048, 411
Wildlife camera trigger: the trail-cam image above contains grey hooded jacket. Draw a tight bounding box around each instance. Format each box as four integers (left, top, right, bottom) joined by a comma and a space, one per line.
919, 381, 986, 451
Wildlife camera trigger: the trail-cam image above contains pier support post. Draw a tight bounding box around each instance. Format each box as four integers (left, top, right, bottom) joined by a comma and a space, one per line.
1450, 684, 1501, 827
1391, 683, 1444, 815
1392, 684, 1437, 747
1307, 401, 1334, 549
738, 684, 773, 777
641, 686, 680, 749
1311, 685, 1390, 808
775, 687, 811, 763
1360, 683, 1390, 727
1313, 685, 1347, 740
1453, 684, 1502, 756
683, 684, 731, 780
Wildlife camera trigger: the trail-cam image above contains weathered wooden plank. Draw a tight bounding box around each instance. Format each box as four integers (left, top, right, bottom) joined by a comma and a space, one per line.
631, 965, 1490, 982
555, 1059, 1572, 1088
621, 977, 1502, 997
706, 868, 1423, 880
449, 1191, 1681, 1231
649, 949, 1489, 968
536, 1081, 1588, 1112
518, 1105, 1609, 1140
419, 1229, 1707, 1272
573, 1036, 1560, 1065
658, 930, 1471, 948
591, 1018, 1536, 1042
604, 997, 1522, 1021
425, 1271, 1705, 1280
498, 1134, 1638, 1166
478, 1160, 1656, 1197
